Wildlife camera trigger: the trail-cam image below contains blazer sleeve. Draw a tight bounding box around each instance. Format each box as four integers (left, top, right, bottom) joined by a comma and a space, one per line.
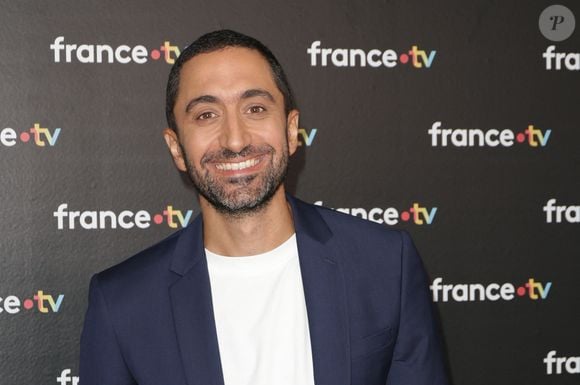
80, 275, 137, 385
386, 231, 449, 385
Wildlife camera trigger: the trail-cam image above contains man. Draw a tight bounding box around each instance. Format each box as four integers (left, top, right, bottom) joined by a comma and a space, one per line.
80, 30, 448, 385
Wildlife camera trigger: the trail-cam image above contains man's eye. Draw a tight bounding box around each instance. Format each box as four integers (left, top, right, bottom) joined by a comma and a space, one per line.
248, 106, 265, 113
197, 112, 216, 120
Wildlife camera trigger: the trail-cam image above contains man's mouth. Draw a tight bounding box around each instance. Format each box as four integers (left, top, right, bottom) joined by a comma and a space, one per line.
214, 157, 262, 171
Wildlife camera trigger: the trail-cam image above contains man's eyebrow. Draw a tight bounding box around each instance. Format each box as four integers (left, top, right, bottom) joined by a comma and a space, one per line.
184, 89, 274, 113
241, 89, 275, 102
185, 95, 219, 113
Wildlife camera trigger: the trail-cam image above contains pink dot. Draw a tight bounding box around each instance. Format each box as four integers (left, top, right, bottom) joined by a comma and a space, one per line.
153, 214, 163, 224
20, 132, 30, 142
23, 299, 34, 309
151, 50, 161, 60
517, 286, 526, 296
399, 53, 409, 64
516, 133, 525, 143
401, 211, 410, 221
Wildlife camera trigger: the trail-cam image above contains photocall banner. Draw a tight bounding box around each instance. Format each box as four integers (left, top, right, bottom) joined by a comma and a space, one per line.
0, 1, 578, 384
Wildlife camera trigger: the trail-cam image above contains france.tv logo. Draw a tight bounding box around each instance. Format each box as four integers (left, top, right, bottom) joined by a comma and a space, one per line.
314, 201, 437, 225
0, 290, 64, 314
56, 369, 79, 385
0, 123, 61, 147
307, 41, 436, 68
544, 350, 580, 375
297, 127, 317, 147
50, 36, 181, 64
53, 203, 194, 230
428, 121, 551, 148
430, 277, 552, 302
543, 199, 579, 223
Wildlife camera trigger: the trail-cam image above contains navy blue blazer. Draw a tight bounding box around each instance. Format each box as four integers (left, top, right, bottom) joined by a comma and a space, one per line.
80, 196, 448, 385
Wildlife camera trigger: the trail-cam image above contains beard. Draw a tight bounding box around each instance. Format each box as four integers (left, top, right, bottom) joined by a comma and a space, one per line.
180, 140, 289, 217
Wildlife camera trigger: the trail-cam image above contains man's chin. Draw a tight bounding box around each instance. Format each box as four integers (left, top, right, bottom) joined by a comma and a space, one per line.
207, 196, 270, 217
201, 183, 282, 217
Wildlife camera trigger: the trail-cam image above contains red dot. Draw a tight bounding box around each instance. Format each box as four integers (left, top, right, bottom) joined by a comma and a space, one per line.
517, 286, 526, 296
23, 299, 34, 309
153, 214, 163, 224
399, 53, 409, 64
401, 211, 410, 221
151, 50, 161, 60
516, 133, 525, 143
20, 132, 30, 142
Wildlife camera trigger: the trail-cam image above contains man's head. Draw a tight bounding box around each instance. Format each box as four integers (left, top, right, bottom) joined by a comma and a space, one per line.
166, 30, 296, 133
163, 30, 299, 217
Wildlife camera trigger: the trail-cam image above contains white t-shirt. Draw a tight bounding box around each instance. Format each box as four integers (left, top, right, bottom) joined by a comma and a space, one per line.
205, 234, 315, 385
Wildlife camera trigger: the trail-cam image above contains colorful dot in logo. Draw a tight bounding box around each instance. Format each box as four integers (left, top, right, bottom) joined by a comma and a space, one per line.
153, 214, 163, 224
516, 286, 526, 296
23, 299, 34, 310
20, 132, 30, 142
516, 133, 526, 143
399, 53, 409, 64
400, 211, 410, 221
150, 49, 161, 60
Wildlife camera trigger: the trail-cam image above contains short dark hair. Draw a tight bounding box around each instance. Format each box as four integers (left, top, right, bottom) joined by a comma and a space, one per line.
165, 29, 296, 132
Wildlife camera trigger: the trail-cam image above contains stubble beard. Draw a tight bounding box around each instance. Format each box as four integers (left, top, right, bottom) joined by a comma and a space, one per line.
180, 141, 289, 218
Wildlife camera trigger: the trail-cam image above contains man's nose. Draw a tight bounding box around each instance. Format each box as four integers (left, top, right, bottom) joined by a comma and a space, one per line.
219, 113, 251, 153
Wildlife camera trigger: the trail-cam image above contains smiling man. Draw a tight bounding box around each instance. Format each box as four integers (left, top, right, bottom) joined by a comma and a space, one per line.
80, 30, 449, 385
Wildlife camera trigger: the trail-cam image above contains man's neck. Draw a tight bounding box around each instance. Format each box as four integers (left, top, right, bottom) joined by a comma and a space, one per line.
200, 188, 295, 256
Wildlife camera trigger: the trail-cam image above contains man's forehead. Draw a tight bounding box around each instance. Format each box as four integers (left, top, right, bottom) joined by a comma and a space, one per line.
181, 47, 273, 83
176, 46, 281, 103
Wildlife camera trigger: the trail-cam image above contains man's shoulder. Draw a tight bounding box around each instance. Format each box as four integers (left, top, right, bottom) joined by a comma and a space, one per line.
296, 198, 412, 280
291, 197, 409, 271
299, 198, 405, 245
93, 225, 190, 292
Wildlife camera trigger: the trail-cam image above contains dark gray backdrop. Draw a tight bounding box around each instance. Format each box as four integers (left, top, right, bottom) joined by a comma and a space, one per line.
1, 1, 579, 384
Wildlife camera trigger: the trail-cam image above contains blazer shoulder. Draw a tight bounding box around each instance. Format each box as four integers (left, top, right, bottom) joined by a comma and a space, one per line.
301, 201, 416, 273
313, 202, 405, 244
94, 227, 186, 292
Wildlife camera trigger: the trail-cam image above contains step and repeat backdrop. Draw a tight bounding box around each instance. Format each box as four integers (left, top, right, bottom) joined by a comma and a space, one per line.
1, 1, 578, 384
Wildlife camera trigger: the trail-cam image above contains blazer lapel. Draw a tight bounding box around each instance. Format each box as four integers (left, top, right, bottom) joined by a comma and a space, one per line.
168, 216, 225, 385
290, 196, 351, 385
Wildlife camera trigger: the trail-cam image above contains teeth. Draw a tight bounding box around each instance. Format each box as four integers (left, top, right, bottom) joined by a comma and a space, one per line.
215, 158, 260, 171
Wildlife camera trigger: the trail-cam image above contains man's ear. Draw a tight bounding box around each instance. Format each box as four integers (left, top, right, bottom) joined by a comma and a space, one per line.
163, 128, 187, 172
286, 109, 300, 155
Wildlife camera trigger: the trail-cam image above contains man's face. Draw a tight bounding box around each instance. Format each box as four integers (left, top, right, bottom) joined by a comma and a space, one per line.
164, 47, 299, 215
